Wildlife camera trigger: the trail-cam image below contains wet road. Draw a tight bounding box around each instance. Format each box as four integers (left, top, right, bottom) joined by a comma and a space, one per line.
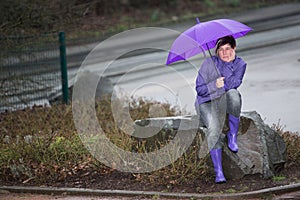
98, 29, 300, 132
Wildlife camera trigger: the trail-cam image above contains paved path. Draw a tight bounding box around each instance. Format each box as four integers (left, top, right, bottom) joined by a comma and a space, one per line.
1, 183, 300, 200
273, 190, 300, 200
0, 193, 146, 200
1, 191, 300, 200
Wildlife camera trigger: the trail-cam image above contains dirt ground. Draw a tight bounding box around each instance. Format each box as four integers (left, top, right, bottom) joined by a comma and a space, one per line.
1, 162, 299, 198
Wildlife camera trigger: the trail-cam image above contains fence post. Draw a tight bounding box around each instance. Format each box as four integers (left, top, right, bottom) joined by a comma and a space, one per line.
59, 31, 69, 104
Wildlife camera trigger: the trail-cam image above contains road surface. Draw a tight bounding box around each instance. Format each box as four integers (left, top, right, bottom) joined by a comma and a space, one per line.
76, 24, 300, 133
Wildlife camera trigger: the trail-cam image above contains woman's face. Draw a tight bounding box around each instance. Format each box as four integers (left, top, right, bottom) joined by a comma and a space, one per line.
217, 44, 236, 62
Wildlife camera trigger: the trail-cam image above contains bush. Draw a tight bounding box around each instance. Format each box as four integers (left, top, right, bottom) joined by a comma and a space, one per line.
0, 97, 184, 184
1, 97, 299, 186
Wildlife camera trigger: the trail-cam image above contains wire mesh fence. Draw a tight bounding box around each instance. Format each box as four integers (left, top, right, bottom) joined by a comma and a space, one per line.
0, 32, 63, 112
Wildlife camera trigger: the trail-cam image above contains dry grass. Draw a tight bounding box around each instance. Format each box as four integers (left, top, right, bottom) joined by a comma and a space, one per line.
0, 97, 299, 189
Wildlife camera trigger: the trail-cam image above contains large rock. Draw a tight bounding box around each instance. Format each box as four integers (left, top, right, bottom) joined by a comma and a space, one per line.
133, 111, 286, 179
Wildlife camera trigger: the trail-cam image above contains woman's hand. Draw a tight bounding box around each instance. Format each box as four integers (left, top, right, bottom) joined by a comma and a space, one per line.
216, 77, 225, 88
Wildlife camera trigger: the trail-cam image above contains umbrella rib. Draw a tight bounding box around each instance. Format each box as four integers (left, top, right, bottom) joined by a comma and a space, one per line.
206, 43, 213, 58
206, 43, 218, 72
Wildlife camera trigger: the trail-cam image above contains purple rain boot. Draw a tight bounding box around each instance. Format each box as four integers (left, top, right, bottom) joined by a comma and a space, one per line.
227, 114, 240, 153
210, 149, 226, 183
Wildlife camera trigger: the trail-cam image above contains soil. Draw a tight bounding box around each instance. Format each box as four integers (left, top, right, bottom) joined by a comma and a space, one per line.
1, 161, 300, 196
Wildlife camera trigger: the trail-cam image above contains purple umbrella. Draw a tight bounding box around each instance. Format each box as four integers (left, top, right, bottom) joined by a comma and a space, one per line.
166, 18, 252, 65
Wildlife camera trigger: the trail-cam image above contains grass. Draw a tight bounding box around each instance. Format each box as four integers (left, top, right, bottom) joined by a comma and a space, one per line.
225, 188, 237, 193
0, 96, 299, 189
0, 97, 206, 185
272, 176, 286, 181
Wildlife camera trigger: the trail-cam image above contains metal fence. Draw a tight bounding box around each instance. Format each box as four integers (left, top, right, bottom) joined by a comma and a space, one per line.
0, 32, 67, 112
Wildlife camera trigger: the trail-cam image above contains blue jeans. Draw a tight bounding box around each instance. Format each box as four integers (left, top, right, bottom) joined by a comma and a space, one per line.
196, 89, 242, 150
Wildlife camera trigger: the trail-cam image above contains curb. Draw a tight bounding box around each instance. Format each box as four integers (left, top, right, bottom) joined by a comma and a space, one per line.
1, 183, 300, 199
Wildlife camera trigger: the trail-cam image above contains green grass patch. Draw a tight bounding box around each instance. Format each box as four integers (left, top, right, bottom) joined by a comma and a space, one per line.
272, 175, 286, 181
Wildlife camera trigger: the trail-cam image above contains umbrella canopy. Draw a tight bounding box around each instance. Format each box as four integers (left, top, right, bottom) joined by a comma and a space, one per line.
166, 18, 252, 65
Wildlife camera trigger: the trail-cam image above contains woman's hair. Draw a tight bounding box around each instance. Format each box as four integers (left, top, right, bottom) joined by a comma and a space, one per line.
215, 35, 236, 54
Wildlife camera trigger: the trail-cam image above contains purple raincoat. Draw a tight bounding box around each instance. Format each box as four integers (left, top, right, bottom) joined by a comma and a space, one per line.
195, 55, 246, 106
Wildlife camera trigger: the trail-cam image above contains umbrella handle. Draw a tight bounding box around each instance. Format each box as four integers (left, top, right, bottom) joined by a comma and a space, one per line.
196, 18, 200, 24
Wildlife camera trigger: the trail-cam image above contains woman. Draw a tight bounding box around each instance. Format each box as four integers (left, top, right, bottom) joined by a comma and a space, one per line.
195, 35, 247, 183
